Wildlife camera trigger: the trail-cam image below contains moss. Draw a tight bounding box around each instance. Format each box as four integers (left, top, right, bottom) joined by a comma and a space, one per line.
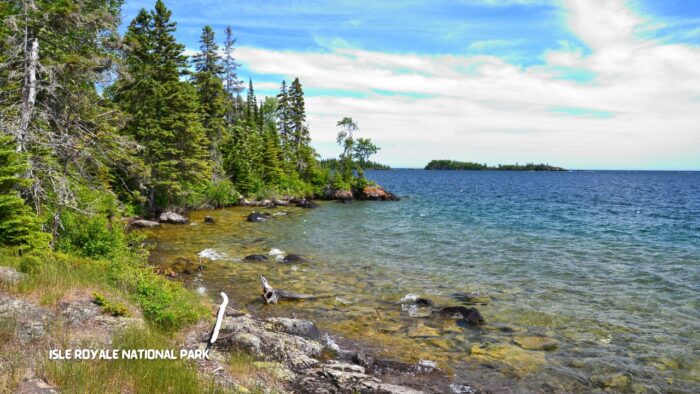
92, 292, 131, 317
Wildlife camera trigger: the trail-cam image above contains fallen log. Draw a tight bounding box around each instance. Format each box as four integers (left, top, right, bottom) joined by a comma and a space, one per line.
260, 275, 324, 304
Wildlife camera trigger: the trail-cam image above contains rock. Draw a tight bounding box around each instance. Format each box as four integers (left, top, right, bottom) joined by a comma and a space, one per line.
131, 219, 160, 228
204, 216, 215, 224
593, 373, 630, 390
326, 189, 354, 201
0, 294, 52, 342
513, 336, 560, 351
295, 198, 319, 209
252, 361, 295, 381
452, 292, 491, 305
246, 212, 268, 222
356, 185, 400, 201
415, 298, 434, 307
266, 317, 320, 340
280, 254, 305, 264
217, 314, 322, 369
293, 360, 424, 394
244, 254, 268, 262
438, 306, 485, 326
272, 199, 290, 207
197, 248, 227, 261
407, 324, 440, 338
0, 266, 26, 286
470, 343, 546, 375
158, 211, 188, 224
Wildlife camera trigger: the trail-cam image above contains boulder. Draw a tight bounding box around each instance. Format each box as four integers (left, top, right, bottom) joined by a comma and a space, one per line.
295, 198, 319, 209
326, 189, 354, 201
159, 211, 188, 224
204, 216, 215, 224
0, 266, 27, 286
356, 185, 400, 201
266, 317, 320, 340
131, 219, 160, 228
246, 212, 269, 222
438, 306, 485, 326
0, 293, 53, 342
244, 254, 268, 262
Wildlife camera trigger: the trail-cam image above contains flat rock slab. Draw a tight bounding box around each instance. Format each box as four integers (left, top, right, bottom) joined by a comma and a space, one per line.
131, 219, 160, 228
159, 211, 188, 224
0, 293, 53, 342
513, 336, 560, 351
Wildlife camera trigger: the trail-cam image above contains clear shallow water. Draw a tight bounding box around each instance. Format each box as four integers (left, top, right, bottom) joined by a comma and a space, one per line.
145, 170, 700, 393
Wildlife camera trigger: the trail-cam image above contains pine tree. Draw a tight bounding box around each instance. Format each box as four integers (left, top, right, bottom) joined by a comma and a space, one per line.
116, 0, 211, 210
193, 25, 227, 170
0, 133, 45, 250
260, 97, 283, 184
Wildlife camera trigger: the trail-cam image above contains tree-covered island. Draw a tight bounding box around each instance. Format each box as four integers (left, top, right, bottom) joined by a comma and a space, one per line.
425, 160, 565, 171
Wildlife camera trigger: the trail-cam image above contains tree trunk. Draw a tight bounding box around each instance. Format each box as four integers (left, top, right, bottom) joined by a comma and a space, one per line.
18, 0, 38, 153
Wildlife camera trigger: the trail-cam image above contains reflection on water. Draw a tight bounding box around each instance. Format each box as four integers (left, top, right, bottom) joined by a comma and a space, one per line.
144, 170, 700, 393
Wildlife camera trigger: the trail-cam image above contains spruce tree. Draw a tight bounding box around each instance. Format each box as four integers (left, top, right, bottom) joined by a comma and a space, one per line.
222, 26, 243, 125
288, 78, 315, 176
193, 25, 227, 170
116, 0, 211, 210
0, 133, 45, 250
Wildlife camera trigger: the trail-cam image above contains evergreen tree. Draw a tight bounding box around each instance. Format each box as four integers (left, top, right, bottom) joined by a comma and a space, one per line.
193, 25, 227, 170
0, 133, 46, 251
287, 78, 315, 176
260, 97, 283, 184
222, 26, 243, 125
115, 0, 211, 210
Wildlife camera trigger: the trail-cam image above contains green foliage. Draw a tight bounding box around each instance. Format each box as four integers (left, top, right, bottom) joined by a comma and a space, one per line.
92, 292, 131, 317
55, 211, 130, 260
318, 158, 391, 170
425, 160, 565, 171
0, 134, 47, 251
203, 178, 240, 208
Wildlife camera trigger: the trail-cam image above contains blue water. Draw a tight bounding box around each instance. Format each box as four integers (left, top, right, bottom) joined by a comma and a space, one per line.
148, 170, 700, 392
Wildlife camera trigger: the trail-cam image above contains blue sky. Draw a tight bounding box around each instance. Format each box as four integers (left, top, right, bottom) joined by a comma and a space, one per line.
121, 0, 700, 169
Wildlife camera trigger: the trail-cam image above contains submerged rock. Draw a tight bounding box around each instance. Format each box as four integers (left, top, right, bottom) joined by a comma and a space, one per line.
407, 324, 440, 338
131, 219, 160, 228
295, 198, 319, 209
452, 292, 491, 305
513, 336, 560, 351
159, 211, 188, 224
438, 306, 485, 326
197, 248, 227, 261
470, 343, 546, 375
279, 254, 306, 264
246, 212, 269, 222
204, 215, 215, 224
244, 254, 268, 262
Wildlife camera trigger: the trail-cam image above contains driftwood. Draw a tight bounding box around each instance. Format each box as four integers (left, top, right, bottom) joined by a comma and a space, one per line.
260, 275, 321, 304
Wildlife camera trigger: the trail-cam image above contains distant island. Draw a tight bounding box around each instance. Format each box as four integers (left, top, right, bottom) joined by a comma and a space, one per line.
319, 158, 391, 170
425, 160, 565, 171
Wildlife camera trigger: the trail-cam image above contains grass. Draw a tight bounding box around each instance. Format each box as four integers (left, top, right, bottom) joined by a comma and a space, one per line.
44, 327, 225, 394
1, 250, 210, 331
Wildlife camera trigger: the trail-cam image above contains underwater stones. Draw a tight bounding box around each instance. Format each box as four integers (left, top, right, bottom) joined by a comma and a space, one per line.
452, 292, 491, 305
427, 338, 452, 351
280, 254, 305, 264
158, 211, 188, 224
513, 336, 560, 351
246, 212, 269, 222
244, 254, 268, 262
592, 373, 630, 390
407, 324, 440, 338
415, 298, 434, 307
438, 306, 485, 326
197, 248, 227, 261
131, 219, 160, 228
204, 215, 215, 223
469, 343, 545, 375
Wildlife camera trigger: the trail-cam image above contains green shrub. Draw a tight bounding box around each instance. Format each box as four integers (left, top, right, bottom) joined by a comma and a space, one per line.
92, 292, 131, 317
55, 211, 130, 260
204, 178, 240, 208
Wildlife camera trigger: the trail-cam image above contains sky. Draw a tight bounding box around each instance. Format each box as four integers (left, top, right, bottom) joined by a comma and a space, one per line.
121, 0, 700, 170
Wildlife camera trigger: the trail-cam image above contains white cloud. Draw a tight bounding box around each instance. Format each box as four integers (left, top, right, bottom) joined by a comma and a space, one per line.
237, 0, 700, 169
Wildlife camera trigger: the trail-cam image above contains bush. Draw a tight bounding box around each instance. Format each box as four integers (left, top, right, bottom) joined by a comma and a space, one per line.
203, 178, 240, 208
55, 211, 132, 260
